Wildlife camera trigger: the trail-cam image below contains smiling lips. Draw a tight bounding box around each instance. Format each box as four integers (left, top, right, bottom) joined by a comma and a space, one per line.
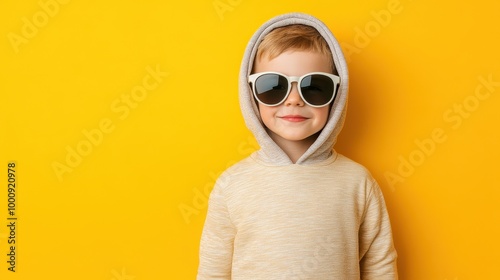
279, 115, 309, 122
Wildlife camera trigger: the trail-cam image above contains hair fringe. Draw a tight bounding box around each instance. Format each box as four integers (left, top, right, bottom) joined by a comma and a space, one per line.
255, 25, 334, 73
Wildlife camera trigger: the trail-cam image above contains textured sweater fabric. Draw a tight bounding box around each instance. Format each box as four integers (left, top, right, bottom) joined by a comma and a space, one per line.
197, 13, 398, 279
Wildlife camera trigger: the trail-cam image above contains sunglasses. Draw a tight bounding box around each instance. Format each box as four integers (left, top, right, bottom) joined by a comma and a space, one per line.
248, 71, 340, 107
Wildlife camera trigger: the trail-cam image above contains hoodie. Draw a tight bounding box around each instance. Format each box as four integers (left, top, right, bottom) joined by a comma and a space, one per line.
197, 13, 398, 279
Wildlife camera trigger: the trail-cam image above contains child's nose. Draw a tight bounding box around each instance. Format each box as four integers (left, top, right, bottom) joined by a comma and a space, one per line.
285, 82, 304, 106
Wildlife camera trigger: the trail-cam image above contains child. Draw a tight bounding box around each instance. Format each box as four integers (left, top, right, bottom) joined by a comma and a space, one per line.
197, 13, 398, 279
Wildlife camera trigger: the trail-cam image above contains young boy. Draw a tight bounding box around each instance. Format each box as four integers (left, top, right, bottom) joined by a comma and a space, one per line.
198, 13, 398, 279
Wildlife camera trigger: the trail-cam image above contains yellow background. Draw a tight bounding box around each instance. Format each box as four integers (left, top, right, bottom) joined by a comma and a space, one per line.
1, 0, 499, 279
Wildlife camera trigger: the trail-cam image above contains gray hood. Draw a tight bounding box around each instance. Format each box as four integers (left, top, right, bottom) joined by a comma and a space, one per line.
238, 12, 349, 165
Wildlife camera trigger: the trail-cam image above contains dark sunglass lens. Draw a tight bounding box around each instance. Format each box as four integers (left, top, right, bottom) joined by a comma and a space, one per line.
255, 74, 288, 105
300, 74, 334, 106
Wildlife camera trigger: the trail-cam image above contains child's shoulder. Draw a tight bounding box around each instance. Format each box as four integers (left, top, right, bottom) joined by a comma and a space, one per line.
212, 155, 256, 188
334, 152, 369, 170
332, 153, 376, 182
224, 155, 255, 174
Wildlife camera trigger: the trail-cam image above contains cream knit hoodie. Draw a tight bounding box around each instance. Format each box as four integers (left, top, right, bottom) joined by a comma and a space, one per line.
197, 13, 398, 280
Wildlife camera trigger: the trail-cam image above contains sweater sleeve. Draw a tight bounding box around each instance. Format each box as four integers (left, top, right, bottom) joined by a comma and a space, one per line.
197, 182, 236, 280
359, 180, 398, 280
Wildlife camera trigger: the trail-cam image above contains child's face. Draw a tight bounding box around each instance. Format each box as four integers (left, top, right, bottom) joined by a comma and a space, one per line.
253, 50, 331, 142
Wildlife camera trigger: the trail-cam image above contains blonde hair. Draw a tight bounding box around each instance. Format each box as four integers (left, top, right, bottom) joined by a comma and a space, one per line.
255, 24, 335, 73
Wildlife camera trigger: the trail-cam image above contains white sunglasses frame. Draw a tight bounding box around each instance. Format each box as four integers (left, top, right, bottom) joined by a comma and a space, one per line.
248, 71, 340, 108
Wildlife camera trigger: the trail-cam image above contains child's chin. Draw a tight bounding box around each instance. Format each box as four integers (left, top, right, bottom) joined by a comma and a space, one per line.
278, 133, 319, 142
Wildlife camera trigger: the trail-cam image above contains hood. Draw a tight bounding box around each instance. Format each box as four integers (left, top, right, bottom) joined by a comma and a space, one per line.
238, 12, 349, 166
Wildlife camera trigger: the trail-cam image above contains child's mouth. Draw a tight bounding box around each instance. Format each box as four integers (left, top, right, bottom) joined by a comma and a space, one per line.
279, 115, 309, 122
